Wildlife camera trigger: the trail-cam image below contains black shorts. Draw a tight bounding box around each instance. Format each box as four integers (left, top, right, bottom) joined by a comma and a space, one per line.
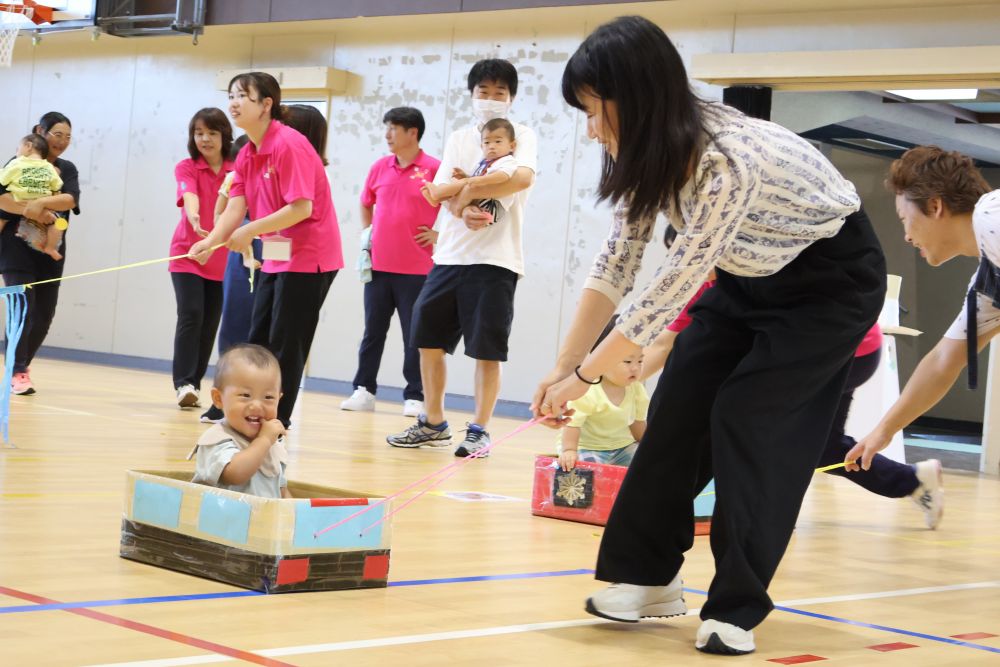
410, 264, 518, 361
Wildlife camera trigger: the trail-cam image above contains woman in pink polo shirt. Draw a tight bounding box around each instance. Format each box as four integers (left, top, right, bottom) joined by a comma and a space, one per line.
190, 72, 343, 427
170, 107, 234, 409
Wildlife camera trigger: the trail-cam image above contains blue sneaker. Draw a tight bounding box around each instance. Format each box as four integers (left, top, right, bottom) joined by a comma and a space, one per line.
386, 416, 452, 448
455, 423, 491, 458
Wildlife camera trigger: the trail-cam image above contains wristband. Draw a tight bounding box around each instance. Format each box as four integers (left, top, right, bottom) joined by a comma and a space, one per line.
574, 365, 602, 385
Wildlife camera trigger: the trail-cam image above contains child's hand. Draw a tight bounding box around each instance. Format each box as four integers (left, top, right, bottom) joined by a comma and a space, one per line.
559, 450, 578, 472
452, 168, 469, 180
260, 418, 286, 444
414, 225, 438, 247
227, 226, 254, 255
189, 212, 208, 237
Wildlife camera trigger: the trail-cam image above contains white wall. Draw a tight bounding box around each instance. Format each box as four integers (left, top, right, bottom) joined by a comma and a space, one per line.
3, 1, 1000, 407
1, 4, 733, 404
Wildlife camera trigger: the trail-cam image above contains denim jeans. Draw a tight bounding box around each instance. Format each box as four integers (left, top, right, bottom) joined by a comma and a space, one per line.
578, 442, 638, 467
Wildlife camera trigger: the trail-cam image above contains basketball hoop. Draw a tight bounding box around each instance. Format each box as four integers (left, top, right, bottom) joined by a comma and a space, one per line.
0, 2, 51, 66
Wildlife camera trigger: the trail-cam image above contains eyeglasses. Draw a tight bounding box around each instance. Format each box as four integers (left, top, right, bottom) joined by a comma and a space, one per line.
47, 131, 71, 142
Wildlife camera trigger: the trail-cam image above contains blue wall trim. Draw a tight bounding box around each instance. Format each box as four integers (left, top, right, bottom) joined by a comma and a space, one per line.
36, 345, 534, 419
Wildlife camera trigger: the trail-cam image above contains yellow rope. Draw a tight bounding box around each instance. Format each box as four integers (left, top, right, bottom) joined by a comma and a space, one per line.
695, 462, 850, 498
24, 244, 225, 289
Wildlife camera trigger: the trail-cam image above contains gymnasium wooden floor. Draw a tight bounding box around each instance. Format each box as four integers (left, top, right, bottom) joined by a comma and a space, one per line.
1, 359, 998, 666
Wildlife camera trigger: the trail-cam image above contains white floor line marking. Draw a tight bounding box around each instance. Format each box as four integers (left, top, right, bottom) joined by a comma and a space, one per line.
19, 402, 96, 416
777, 580, 1000, 607
78, 581, 1000, 667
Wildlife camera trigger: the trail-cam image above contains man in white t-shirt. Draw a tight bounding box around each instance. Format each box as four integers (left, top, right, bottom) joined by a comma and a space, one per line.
387, 59, 538, 457
848, 145, 998, 477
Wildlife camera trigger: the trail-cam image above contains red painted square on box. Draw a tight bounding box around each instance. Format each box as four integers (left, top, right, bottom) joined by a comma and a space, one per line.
363, 554, 390, 580
531, 455, 711, 533
275, 557, 310, 585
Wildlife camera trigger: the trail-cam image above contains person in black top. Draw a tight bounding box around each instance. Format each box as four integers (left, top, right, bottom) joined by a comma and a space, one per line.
0, 111, 81, 395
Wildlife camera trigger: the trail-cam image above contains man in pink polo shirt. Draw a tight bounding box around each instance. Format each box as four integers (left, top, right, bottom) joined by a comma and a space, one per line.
341, 107, 441, 417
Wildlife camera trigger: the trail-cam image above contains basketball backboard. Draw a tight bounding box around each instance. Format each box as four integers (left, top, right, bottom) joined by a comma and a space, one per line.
1, 1, 95, 32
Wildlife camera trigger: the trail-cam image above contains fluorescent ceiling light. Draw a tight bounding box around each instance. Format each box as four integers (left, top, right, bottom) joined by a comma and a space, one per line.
834, 137, 911, 151
886, 88, 978, 101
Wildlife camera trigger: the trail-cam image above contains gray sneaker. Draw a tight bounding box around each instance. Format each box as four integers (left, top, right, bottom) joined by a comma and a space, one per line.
455, 425, 491, 458
386, 417, 452, 448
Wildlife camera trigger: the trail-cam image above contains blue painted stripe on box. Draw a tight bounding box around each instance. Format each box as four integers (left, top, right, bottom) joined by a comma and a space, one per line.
197, 493, 252, 544
132, 479, 183, 529
903, 438, 981, 454
693, 479, 715, 517
293, 504, 384, 549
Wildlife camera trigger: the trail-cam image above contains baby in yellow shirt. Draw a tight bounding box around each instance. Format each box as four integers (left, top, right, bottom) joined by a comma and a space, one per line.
0, 134, 65, 260
556, 323, 648, 471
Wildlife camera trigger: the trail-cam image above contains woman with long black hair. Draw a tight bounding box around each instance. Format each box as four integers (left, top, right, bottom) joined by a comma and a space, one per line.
532, 16, 886, 654
0, 111, 81, 395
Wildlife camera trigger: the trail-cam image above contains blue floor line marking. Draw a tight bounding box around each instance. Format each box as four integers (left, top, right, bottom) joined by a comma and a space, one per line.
682, 588, 1000, 655
0, 569, 596, 614
387, 568, 595, 587
773, 605, 1000, 654
3, 573, 997, 655
0, 590, 263, 614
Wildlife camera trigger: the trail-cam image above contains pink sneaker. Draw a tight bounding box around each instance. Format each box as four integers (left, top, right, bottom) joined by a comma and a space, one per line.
12, 371, 35, 395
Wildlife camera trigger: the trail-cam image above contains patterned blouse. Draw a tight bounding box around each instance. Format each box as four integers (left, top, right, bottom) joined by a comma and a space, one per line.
585, 103, 861, 347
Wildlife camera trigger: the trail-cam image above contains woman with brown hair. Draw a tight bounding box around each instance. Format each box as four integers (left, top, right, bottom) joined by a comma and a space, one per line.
169, 107, 234, 408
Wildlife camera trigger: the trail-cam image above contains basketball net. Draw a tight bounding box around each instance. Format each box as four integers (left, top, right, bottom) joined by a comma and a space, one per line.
0, 5, 29, 67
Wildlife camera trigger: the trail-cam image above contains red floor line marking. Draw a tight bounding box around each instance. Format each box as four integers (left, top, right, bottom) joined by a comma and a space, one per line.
951, 633, 998, 640
867, 642, 918, 652
767, 655, 827, 664
0, 585, 296, 667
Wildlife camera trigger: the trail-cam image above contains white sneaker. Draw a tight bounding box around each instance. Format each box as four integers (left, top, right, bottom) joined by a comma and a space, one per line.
584, 575, 686, 622
911, 459, 944, 529
340, 387, 375, 412
402, 399, 423, 417
696, 619, 755, 655
176, 384, 199, 408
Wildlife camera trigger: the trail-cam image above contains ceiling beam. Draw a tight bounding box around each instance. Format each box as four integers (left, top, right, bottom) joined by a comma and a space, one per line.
691, 45, 1000, 92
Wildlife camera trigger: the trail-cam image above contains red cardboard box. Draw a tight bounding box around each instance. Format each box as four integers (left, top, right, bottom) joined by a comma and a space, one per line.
531, 455, 711, 534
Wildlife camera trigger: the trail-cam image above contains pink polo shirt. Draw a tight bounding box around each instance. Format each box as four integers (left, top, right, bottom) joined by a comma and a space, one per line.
169, 156, 234, 280
230, 121, 343, 273
667, 281, 716, 332
361, 151, 441, 275
855, 323, 882, 357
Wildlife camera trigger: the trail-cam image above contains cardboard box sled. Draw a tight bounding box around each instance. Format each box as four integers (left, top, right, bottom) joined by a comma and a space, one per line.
120, 470, 392, 593
531, 455, 713, 534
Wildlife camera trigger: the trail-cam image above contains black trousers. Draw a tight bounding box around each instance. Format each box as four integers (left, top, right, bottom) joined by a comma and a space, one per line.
170, 272, 224, 389
352, 270, 426, 401
3, 268, 61, 374
249, 270, 336, 427
595, 209, 886, 631
818, 348, 919, 497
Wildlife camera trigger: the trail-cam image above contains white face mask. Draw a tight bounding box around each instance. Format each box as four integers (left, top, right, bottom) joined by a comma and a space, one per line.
472, 98, 511, 124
